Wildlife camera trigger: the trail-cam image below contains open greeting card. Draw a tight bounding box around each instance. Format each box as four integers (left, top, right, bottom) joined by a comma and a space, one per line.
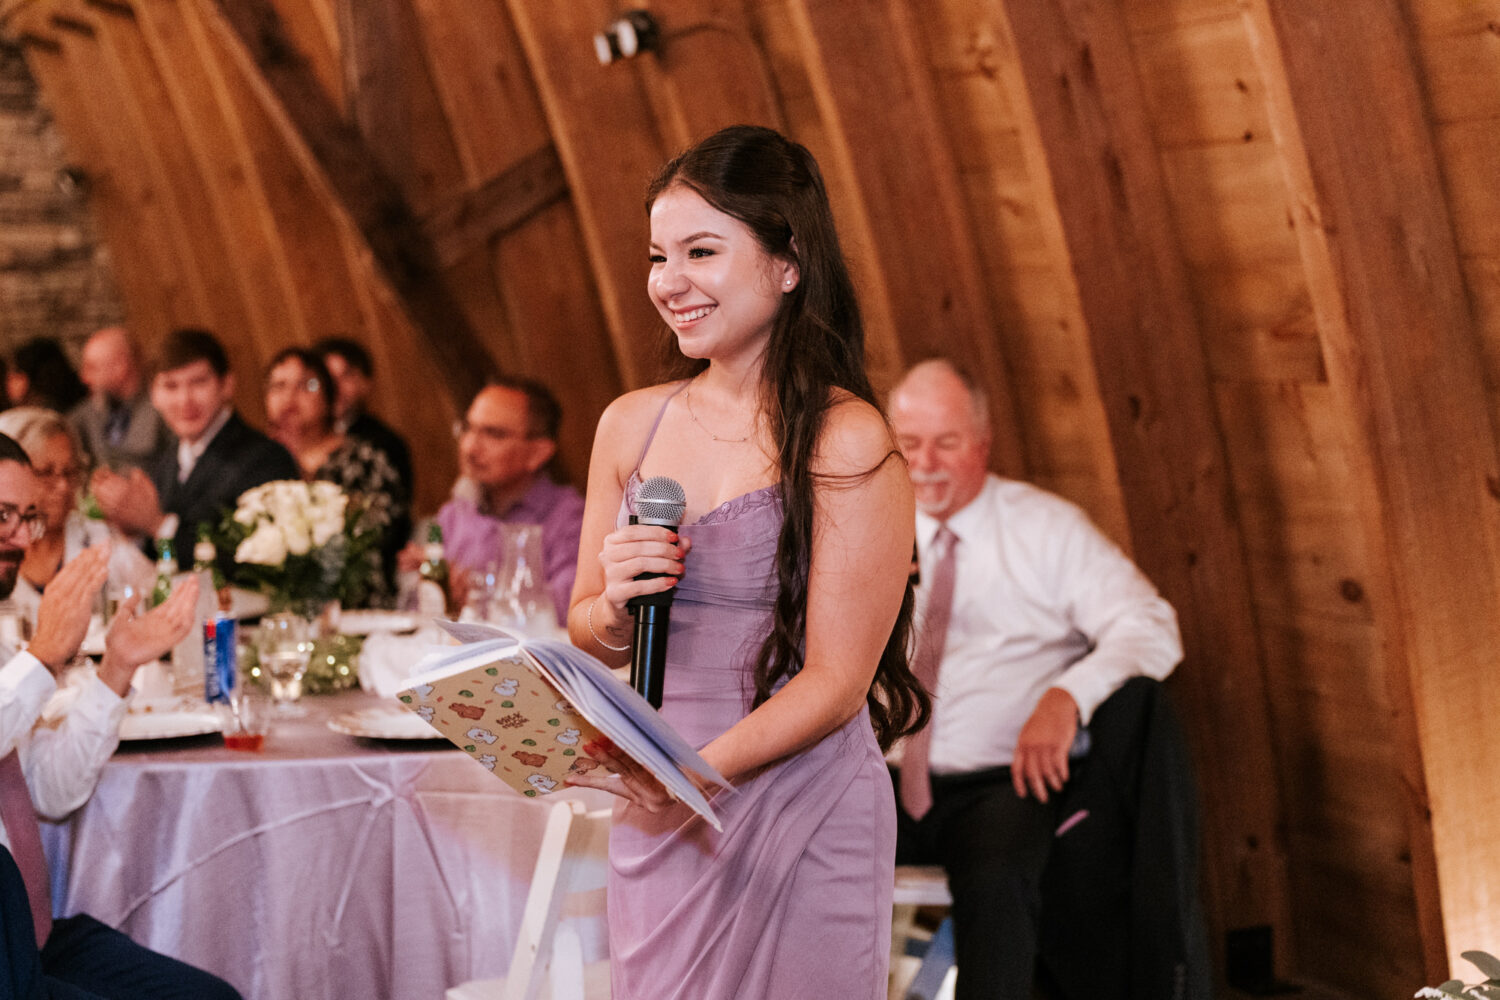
396, 621, 727, 830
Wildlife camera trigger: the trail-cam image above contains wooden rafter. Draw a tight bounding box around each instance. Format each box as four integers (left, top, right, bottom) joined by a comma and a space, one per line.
419, 142, 570, 269
81, 0, 132, 18
204, 0, 497, 398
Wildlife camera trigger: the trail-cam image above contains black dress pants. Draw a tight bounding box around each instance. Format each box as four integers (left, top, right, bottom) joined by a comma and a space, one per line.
0, 845, 239, 1000
895, 766, 1059, 1000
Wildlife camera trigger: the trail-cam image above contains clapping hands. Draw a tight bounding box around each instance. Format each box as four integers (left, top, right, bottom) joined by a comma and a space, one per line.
97, 576, 200, 696
27, 544, 110, 674
89, 467, 165, 539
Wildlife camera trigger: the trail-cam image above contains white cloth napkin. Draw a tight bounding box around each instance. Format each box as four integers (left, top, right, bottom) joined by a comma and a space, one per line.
357, 630, 452, 698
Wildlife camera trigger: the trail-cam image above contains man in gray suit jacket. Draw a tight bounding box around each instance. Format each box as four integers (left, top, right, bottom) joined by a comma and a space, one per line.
69, 327, 171, 472
89, 328, 298, 564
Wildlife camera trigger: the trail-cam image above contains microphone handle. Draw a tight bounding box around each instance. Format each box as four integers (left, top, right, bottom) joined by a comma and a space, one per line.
625, 514, 678, 709
629, 592, 671, 708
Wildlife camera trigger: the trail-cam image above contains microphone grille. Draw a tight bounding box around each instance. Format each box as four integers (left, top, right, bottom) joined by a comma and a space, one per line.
636, 475, 687, 526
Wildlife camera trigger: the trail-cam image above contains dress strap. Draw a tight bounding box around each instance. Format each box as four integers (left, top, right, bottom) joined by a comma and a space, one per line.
632, 380, 691, 475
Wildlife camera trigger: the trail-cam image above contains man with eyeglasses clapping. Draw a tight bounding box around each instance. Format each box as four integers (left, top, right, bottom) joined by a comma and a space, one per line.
0, 431, 243, 999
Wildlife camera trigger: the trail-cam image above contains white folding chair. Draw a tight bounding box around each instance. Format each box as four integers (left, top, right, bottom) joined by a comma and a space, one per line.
890, 865, 954, 1000
446, 800, 613, 1000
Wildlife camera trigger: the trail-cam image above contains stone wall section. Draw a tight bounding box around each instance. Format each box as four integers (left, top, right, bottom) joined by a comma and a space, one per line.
0, 40, 122, 357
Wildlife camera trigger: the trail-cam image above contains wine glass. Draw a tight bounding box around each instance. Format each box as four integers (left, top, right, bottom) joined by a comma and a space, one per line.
256, 613, 313, 716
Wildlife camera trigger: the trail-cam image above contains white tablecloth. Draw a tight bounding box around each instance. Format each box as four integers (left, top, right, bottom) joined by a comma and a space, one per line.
40, 689, 610, 1000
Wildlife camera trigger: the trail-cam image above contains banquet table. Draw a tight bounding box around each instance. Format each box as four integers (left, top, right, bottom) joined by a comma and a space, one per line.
39, 687, 611, 1000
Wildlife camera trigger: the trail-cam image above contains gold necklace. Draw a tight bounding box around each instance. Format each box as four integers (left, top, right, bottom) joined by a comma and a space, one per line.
684, 378, 751, 443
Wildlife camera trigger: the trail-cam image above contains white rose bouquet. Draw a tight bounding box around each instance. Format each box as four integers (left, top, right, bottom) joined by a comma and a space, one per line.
216, 480, 382, 611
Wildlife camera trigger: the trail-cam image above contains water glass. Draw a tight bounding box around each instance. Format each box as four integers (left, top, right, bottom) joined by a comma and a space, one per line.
459, 560, 500, 623
256, 613, 313, 716
497, 524, 552, 634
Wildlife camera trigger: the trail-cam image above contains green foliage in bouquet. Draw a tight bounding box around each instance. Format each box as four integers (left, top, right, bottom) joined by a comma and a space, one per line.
214, 480, 384, 612
1418, 951, 1500, 999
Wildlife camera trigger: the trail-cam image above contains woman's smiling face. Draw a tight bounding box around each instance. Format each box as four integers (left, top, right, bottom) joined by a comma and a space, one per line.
648, 185, 798, 368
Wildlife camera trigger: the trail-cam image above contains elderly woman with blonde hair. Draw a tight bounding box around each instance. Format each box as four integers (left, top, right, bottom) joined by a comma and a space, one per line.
0, 407, 153, 630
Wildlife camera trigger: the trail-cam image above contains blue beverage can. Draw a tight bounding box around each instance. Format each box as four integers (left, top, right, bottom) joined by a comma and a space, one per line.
203, 614, 237, 705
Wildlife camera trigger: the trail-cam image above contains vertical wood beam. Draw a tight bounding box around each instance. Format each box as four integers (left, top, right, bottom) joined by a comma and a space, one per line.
504, 0, 671, 391
131, 0, 303, 364
87, 4, 255, 338
988, 0, 1292, 962
204, 0, 496, 401
406, 0, 620, 487
632, 0, 784, 151
1241, 0, 1497, 978
782, 0, 1026, 469
334, 0, 409, 189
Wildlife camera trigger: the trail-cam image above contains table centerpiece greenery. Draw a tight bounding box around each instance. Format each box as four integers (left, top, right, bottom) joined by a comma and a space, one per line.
1418, 951, 1500, 999
214, 479, 382, 693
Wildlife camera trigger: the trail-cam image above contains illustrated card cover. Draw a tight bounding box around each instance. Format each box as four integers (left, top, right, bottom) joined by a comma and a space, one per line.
397, 646, 606, 799
396, 622, 726, 828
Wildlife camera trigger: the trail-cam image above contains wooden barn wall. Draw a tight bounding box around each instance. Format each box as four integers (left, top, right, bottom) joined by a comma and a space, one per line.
1119, 2, 1425, 995
7, 0, 1500, 995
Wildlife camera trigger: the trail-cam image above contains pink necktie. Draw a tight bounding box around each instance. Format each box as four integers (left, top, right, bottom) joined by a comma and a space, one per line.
0, 751, 51, 945
899, 525, 958, 820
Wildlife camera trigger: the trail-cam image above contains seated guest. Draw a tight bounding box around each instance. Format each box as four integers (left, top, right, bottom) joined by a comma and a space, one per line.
89, 328, 299, 564
0, 432, 241, 999
399, 379, 583, 624
0, 408, 153, 630
69, 325, 171, 472
264, 347, 406, 604
887, 359, 1183, 1000
311, 337, 413, 592
312, 336, 414, 491
5, 337, 87, 415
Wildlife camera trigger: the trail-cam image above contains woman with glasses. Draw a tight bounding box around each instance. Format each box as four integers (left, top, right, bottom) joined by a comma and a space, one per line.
262, 348, 408, 604
0, 407, 153, 630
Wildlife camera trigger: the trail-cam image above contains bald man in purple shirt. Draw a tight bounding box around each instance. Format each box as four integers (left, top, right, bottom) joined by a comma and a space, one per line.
405, 379, 583, 625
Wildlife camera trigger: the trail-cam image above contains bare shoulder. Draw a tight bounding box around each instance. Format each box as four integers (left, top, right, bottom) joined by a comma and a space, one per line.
594, 381, 687, 446
814, 391, 902, 478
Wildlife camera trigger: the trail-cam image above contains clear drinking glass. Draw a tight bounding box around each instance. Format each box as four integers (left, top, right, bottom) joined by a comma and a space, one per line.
497, 524, 551, 634
459, 559, 500, 623
222, 688, 270, 751
256, 612, 313, 716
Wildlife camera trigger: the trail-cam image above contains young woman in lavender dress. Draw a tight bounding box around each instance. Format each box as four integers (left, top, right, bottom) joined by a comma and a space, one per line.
567, 125, 929, 1000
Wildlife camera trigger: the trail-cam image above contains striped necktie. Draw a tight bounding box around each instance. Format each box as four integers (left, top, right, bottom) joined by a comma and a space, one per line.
898, 524, 958, 820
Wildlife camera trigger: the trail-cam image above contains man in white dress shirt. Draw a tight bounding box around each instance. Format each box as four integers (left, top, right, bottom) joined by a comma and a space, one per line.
888, 359, 1183, 1000
0, 433, 241, 999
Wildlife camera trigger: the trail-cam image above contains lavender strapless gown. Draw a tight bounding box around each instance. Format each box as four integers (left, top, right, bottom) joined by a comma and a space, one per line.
609, 474, 895, 1000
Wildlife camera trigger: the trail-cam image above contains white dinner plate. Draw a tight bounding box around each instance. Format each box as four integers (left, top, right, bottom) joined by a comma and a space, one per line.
327, 706, 442, 741
119, 709, 223, 741
337, 610, 420, 636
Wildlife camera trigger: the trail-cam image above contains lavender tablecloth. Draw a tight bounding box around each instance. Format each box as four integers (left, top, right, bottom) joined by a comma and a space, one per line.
39, 688, 610, 1000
